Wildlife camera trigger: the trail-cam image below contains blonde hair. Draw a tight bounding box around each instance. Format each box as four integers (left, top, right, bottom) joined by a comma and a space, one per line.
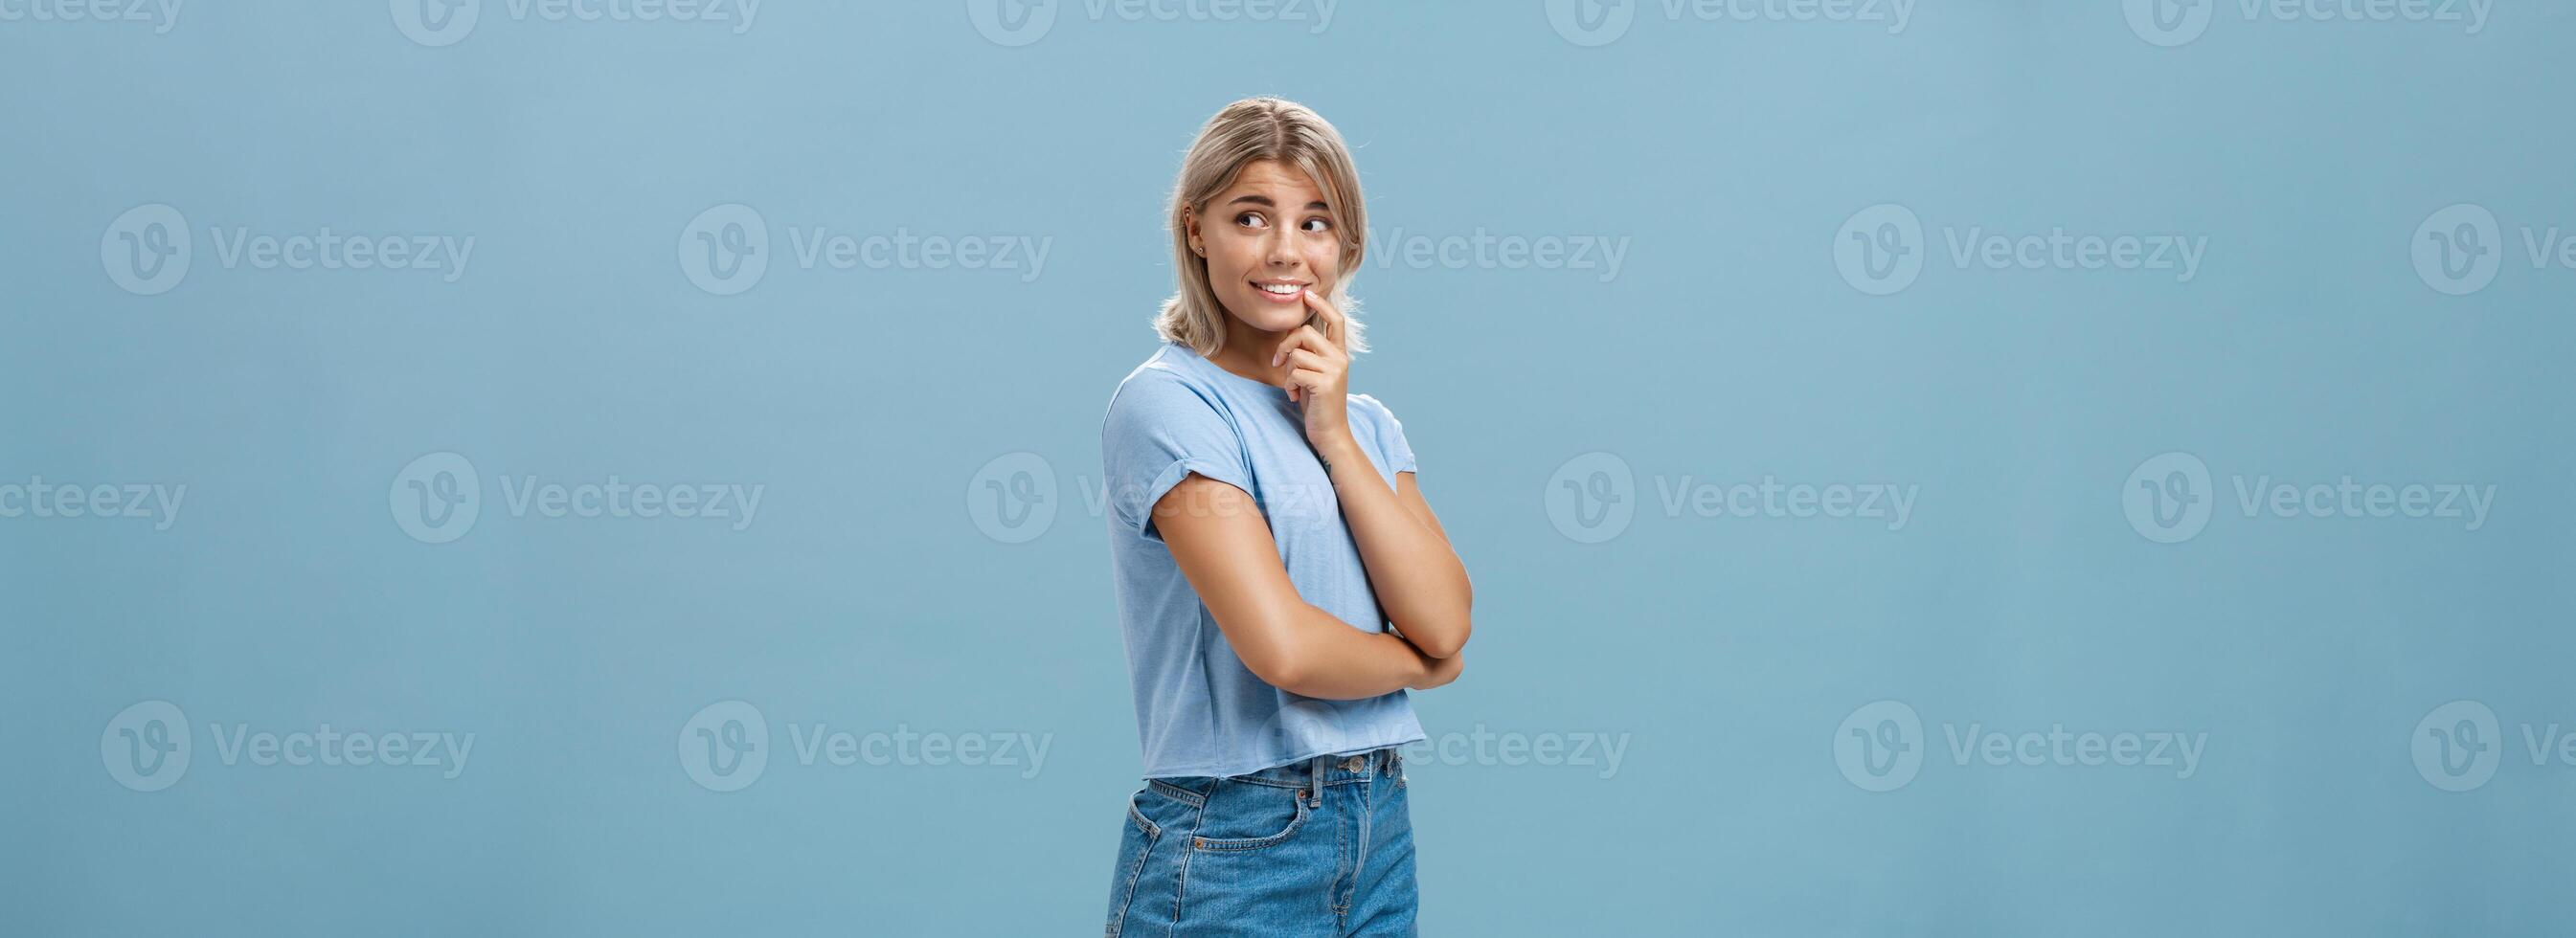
1156, 97, 1369, 355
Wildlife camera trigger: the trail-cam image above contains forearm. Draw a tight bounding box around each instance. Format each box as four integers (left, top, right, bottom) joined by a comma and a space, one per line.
1317, 434, 1474, 658
1268, 605, 1433, 700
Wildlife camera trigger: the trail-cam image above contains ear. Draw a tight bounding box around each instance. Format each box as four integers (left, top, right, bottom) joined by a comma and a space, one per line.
1183, 207, 1205, 257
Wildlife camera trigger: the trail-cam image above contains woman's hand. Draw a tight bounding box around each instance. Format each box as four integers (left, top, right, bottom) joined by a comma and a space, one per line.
1273, 289, 1353, 451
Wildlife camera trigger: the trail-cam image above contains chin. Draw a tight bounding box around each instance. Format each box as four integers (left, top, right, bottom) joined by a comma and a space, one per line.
1245, 311, 1307, 333
1223, 299, 1309, 334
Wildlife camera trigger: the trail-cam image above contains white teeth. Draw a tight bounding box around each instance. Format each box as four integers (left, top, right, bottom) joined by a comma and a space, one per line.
1258, 282, 1302, 295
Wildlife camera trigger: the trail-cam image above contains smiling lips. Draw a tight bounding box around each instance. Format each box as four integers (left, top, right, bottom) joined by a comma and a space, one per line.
1253, 280, 1308, 302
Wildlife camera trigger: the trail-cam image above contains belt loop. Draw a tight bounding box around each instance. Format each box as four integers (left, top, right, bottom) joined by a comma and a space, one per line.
1307, 754, 1325, 807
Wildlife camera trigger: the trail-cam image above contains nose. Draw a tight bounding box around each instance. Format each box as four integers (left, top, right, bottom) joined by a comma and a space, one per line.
1261, 228, 1301, 269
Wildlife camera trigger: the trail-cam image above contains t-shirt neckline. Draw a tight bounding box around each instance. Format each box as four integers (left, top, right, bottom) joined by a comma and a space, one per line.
1170, 341, 1289, 397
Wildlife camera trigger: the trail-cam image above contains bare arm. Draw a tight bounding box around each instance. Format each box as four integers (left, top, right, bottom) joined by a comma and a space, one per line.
1265, 287, 1476, 663
1155, 474, 1455, 700
1316, 439, 1475, 659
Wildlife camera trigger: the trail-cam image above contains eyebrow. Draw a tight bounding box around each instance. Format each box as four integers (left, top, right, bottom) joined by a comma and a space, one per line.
1227, 194, 1331, 212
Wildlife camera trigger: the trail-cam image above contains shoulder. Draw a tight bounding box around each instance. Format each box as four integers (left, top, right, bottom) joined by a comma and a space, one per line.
1104, 346, 1227, 436
1109, 349, 1209, 410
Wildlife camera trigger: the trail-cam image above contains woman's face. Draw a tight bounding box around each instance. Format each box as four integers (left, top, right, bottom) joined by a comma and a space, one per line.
1189, 159, 1342, 336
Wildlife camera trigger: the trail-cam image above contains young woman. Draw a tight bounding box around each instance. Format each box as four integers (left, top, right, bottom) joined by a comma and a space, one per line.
1098, 98, 1475, 935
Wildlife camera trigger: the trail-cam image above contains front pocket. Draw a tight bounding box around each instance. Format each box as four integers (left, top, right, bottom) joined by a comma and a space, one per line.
1105, 791, 1164, 937
1127, 797, 1162, 839
1188, 779, 1310, 852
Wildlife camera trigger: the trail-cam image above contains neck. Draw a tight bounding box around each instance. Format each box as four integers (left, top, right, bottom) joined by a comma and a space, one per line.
1206, 313, 1297, 389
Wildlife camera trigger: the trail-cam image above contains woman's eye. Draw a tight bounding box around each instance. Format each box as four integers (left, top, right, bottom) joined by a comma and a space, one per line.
1301, 218, 1333, 234
1234, 212, 1265, 228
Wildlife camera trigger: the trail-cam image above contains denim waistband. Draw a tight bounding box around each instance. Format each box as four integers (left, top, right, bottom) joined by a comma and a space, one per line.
1154, 746, 1403, 798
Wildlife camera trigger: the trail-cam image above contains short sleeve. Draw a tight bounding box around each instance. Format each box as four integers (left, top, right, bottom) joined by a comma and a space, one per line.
1101, 371, 1254, 541
1353, 394, 1418, 476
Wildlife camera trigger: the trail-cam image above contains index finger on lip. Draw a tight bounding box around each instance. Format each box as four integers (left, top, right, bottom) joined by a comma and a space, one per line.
1300, 289, 1342, 346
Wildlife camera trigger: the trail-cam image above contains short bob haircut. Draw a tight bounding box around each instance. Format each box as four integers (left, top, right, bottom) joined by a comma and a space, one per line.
1156, 97, 1369, 356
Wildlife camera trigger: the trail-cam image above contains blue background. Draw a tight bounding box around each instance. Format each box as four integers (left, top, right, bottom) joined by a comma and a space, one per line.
6, 1, 2572, 934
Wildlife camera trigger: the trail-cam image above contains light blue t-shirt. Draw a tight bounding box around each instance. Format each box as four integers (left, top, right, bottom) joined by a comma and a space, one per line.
1101, 341, 1429, 779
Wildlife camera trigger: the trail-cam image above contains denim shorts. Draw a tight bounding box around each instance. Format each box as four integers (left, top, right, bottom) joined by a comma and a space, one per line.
1106, 746, 1417, 937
